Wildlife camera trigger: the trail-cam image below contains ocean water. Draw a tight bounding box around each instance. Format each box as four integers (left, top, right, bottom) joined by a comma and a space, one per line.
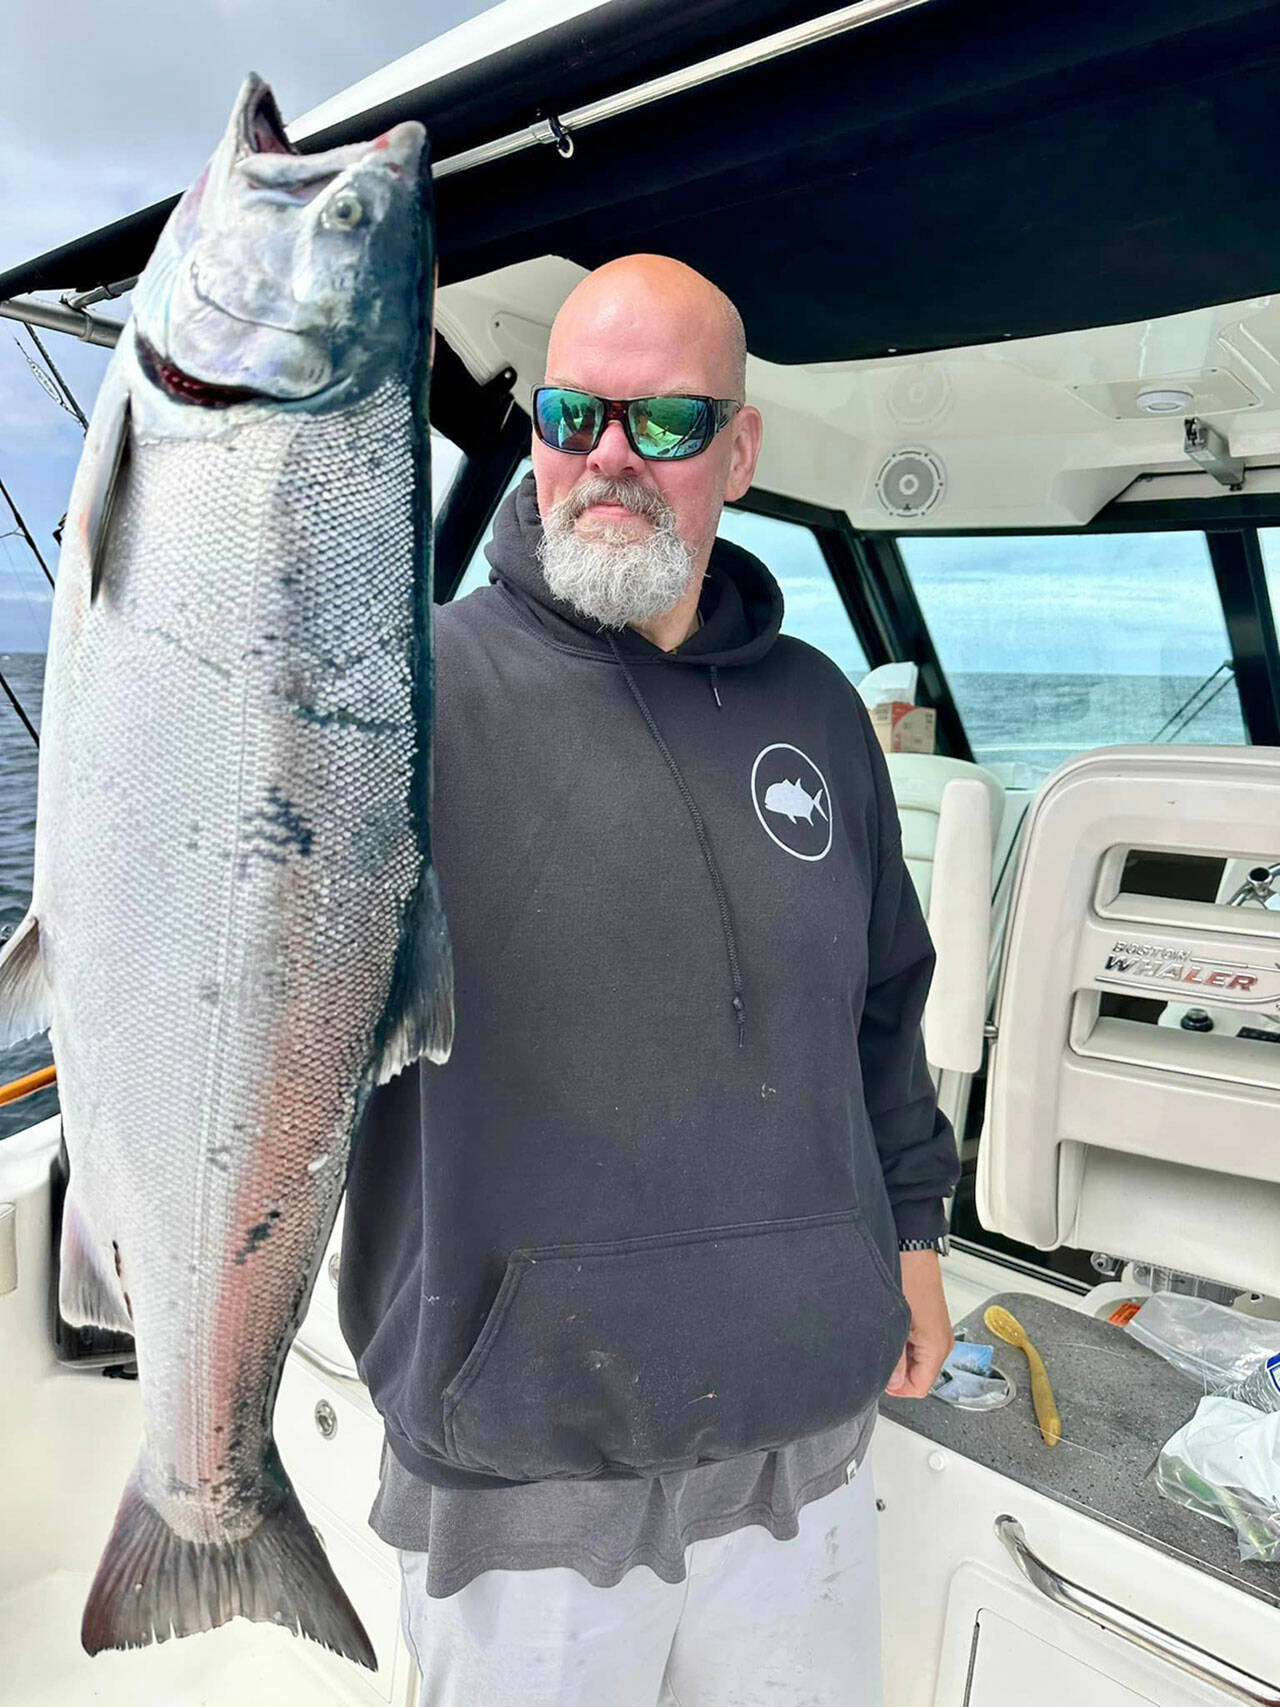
0, 648, 1251, 1141
0, 652, 54, 1140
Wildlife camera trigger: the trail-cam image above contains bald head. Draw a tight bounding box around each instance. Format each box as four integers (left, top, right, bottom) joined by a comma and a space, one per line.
546, 254, 747, 400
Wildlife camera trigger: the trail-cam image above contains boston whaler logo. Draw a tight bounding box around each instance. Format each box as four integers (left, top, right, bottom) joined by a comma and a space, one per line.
1095, 937, 1280, 1008
751, 743, 833, 861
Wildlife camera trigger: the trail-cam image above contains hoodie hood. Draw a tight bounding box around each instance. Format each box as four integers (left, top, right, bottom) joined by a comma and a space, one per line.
484, 471, 784, 667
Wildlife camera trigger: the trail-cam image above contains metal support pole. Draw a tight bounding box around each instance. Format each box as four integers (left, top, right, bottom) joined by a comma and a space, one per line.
0, 294, 122, 349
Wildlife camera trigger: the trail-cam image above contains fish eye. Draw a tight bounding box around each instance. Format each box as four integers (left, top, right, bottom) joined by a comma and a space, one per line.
324, 193, 364, 231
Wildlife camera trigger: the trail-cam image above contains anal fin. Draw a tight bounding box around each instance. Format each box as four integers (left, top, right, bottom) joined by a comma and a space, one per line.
0, 913, 52, 1049
374, 862, 454, 1085
59, 1192, 133, 1334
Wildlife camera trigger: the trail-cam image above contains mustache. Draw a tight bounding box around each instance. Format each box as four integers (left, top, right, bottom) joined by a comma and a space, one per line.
548, 476, 675, 531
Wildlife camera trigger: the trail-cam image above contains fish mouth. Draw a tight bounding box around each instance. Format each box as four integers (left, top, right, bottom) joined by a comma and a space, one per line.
238, 76, 293, 160
136, 333, 273, 409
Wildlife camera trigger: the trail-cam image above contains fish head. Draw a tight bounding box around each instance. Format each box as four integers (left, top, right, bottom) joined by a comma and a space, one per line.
131, 75, 428, 414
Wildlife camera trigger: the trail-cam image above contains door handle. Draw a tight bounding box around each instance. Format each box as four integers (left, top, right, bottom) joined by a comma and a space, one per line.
995, 1514, 1280, 1706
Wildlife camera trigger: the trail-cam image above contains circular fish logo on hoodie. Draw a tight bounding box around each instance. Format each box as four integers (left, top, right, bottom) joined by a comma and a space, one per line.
751, 744, 833, 861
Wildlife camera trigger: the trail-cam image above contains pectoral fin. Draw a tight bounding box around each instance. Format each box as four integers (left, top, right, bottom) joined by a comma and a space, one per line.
87, 392, 131, 603
0, 913, 52, 1048
373, 862, 454, 1085
59, 1192, 133, 1334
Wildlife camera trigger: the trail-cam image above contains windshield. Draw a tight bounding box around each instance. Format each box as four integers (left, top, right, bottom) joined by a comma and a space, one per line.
897, 530, 1249, 786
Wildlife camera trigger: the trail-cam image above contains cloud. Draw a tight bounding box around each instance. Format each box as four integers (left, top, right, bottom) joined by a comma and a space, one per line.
0, 1, 495, 649
0, 1, 491, 269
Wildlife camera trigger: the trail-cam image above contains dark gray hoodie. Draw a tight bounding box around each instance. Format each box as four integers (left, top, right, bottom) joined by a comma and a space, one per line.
339, 473, 961, 1490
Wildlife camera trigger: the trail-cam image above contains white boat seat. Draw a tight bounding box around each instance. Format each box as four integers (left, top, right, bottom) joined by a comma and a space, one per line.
885, 755, 1003, 1077
977, 743, 1280, 1297
886, 754, 1005, 918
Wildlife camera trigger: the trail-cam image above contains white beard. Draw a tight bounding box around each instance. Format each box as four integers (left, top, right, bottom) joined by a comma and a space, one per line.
537, 478, 697, 629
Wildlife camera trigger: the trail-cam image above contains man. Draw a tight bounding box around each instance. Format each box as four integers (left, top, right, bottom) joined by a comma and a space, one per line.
340, 254, 961, 1706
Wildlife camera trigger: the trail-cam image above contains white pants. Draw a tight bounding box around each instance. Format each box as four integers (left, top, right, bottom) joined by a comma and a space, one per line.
398, 1453, 884, 1707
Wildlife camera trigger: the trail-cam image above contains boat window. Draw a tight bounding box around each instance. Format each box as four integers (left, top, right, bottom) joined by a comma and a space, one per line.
717, 509, 869, 682
451, 459, 532, 600
1252, 529, 1280, 632
897, 532, 1247, 784
451, 487, 866, 687
431, 431, 464, 516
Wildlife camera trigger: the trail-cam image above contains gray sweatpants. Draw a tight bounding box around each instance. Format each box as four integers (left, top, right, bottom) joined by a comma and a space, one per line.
397, 1453, 884, 1707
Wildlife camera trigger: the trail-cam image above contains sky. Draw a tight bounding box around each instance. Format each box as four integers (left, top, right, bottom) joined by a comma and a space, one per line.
0, 0, 491, 649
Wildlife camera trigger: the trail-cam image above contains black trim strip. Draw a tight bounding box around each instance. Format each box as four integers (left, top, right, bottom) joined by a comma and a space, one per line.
1205, 530, 1280, 745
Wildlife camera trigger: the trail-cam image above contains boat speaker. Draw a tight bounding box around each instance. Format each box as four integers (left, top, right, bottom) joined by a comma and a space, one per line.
886, 368, 952, 427
875, 447, 945, 518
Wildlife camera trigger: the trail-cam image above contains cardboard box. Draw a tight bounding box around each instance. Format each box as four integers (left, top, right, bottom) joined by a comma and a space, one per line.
870, 701, 936, 755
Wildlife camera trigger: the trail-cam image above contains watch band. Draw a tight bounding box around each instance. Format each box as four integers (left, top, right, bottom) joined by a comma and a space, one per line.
897, 1234, 950, 1255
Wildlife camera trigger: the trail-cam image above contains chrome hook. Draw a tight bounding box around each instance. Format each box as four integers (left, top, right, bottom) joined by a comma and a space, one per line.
547, 112, 575, 159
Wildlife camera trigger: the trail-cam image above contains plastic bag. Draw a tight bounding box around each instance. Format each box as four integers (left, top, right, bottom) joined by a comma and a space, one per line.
1155, 1394, 1280, 1562
929, 1338, 1009, 1408
1124, 1292, 1280, 1392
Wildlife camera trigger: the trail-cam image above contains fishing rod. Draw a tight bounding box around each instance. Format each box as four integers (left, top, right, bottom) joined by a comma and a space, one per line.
0, 468, 52, 745
0, 660, 38, 746
1149, 660, 1233, 742
0, 474, 53, 588
23, 324, 88, 431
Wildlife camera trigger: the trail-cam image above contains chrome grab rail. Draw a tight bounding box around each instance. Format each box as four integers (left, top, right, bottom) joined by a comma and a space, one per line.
995, 1515, 1280, 1706
433, 0, 932, 179
290, 1338, 360, 1384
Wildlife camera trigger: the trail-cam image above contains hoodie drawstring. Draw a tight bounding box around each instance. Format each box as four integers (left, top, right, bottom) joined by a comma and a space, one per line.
709, 664, 722, 708
605, 634, 746, 1050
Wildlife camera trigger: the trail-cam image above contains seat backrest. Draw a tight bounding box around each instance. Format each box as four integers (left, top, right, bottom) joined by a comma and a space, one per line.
884, 755, 1004, 1097
886, 754, 1005, 917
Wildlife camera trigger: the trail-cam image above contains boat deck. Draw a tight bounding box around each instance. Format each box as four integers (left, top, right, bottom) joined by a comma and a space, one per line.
880, 1287, 1280, 1611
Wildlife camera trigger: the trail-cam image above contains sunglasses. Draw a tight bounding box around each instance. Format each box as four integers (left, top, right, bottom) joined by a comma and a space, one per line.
531, 386, 742, 461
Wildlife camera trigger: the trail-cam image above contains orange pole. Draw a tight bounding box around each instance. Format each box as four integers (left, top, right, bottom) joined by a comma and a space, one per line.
0, 1063, 57, 1106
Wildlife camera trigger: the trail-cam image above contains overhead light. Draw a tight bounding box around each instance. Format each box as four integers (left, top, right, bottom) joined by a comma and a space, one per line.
1136, 387, 1195, 415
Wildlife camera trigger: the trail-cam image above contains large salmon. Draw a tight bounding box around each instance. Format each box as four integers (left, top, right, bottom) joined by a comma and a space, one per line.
0, 76, 452, 1665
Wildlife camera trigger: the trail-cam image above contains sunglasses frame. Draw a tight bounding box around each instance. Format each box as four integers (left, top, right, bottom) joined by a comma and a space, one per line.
531, 385, 742, 461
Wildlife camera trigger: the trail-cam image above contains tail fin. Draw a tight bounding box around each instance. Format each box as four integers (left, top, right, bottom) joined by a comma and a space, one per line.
814, 788, 828, 822
82, 1448, 375, 1669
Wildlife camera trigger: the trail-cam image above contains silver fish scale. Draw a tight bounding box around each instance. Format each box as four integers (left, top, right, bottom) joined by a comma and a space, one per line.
37, 370, 424, 1540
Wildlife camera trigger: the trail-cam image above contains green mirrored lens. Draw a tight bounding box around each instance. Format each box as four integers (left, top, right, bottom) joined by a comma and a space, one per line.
538, 388, 603, 452
630, 396, 708, 458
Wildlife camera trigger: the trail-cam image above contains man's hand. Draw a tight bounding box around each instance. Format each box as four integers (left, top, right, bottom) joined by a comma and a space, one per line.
883, 1249, 953, 1398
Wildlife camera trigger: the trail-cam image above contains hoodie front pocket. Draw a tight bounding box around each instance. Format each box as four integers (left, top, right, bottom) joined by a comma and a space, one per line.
440, 1207, 910, 1482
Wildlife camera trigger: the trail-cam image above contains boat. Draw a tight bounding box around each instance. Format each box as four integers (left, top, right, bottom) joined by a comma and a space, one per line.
3, 0, 1280, 1700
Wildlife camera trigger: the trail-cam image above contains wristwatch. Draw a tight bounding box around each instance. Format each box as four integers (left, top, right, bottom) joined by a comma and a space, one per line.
897, 1234, 950, 1255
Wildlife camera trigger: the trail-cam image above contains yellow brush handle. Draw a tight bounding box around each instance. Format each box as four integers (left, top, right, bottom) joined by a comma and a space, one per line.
1023, 1341, 1062, 1447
